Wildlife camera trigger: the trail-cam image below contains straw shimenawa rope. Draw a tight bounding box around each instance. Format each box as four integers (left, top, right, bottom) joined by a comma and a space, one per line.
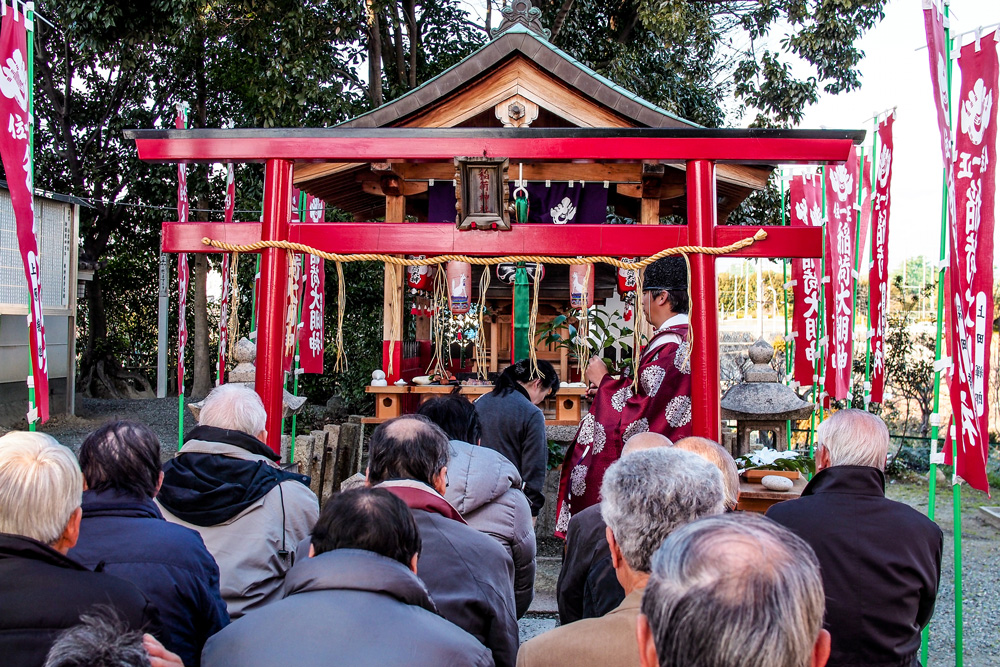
208, 229, 767, 380
200, 229, 767, 269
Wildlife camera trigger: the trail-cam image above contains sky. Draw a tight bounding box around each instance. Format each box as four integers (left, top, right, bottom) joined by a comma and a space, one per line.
795, 0, 999, 270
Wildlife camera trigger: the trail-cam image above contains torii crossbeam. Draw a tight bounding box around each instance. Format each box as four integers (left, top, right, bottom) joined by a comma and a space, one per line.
127, 127, 864, 455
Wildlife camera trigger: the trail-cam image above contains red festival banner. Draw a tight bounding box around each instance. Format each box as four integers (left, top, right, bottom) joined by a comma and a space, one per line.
868, 116, 894, 404
176, 106, 189, 393
823, 151, 859, 401
789, 174, 825, 390
857, 154, 873, 271
924, 0, 953, 165
217, 162, 236, 384
0, 5, 48, 421
299, 194, 326, 374
283, 187, 304, 374
944, 33, 998, 493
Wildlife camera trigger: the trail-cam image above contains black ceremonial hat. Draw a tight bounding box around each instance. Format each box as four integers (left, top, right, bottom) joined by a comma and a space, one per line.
642, 255, 687, 291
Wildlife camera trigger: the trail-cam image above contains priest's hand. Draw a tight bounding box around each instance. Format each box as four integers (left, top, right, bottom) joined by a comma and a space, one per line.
585, 356, 609, 392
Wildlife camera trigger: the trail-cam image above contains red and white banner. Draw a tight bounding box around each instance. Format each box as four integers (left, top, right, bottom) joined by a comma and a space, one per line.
944, 33, 998, 494
857, 154, 873, 271
176, 106, 188, 394
868, 116, 894, 404
0, 6, 48, 421
299, 194, 326, 373
824, 151, 860, 401
217, 163, 236, 384
924, 0, 953, 165
789, 173, 825, 390
283, 187, 305, 374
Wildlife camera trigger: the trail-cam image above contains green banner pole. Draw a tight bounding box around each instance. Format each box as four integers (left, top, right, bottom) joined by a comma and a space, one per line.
809, 166, 828, 466
780, 171, 792, 449
942, 14, 963, 665
25, 7, 36, 431
850, 147, 864, 408
177, 106, 189, 451
289, 191, 307, 462
863, 119, 875, 411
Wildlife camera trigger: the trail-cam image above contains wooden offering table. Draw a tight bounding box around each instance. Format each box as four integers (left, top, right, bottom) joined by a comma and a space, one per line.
736, 476, 807, 514
364, 384, 589, 425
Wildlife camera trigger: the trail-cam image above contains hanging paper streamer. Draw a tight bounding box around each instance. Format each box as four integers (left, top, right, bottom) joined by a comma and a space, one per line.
569, 263, 594, 309
0, 4, 48, 421
790, 174, 825, 390
943, 32, 998, 494
217, 162, 236, 384
868, 116, 894, 404
299, 194, 326, 374
823, 150, 859, 402
447, 261, 472, 314
175, 104, 189, 395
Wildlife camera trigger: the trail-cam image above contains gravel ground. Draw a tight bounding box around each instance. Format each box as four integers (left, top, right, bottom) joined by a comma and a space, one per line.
1, 397, 195, 459
886, 476, 1000, 666
9, 399, 999, 662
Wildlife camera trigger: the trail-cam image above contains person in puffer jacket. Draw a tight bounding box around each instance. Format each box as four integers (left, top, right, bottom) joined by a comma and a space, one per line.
417, 395, 536, 618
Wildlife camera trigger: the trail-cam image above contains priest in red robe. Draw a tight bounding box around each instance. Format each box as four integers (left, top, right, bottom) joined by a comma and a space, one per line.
554, 256, 692, 537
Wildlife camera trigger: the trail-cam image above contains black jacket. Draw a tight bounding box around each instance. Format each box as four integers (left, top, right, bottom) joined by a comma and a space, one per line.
70, 490, 230, 667
0, 533, 162, 667
766, 466, 943, 667
556, 503, 625, 625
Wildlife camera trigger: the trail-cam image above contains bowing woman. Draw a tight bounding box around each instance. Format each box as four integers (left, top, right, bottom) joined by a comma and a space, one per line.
475, 359, 560, 520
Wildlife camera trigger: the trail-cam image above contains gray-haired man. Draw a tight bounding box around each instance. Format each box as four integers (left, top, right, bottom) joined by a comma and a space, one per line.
156, 384, 319, 619
638, 513, 831, 667
767, 409, 942, 666
518, 448, 724, 667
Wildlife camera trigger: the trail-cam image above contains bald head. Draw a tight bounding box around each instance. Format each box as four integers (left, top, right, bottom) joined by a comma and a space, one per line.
622, 432, 672, 455
366, 415, 450, 487
673, 437, 740, 511
641, 514, 828, 667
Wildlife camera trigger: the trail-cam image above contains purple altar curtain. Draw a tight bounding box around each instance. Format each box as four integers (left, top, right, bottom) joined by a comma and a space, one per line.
427, 181, 608, 224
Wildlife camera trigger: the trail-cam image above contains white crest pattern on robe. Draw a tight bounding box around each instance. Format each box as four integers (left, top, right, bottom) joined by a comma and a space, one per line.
570, 464, 588, 497
577, 413, 597, 445
622, 417, 649, 443
641, 366, 665, 396
674, 342, 691, 374
555, 504, 571, 533
664, 396, 692, 428
611, 385, 633, 412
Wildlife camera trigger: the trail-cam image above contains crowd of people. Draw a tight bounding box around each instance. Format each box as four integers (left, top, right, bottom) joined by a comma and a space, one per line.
0, 388, 942, 666
0, 260, 942, 667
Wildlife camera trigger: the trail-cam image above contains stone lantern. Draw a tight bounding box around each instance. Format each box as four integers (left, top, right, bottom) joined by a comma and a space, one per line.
721, 338, 814, 457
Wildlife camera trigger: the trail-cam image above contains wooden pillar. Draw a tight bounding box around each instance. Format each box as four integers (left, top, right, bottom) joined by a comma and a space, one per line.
686, 160, 720, 441
255, 159, 293, 454
640, 163, 665, 226
382, 193, 406, 382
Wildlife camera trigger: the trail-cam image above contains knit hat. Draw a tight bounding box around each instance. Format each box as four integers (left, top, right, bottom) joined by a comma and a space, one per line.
642, 255, 687, 291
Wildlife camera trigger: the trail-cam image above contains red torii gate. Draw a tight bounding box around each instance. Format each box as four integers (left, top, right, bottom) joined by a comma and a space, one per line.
126, 127, 864, 455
